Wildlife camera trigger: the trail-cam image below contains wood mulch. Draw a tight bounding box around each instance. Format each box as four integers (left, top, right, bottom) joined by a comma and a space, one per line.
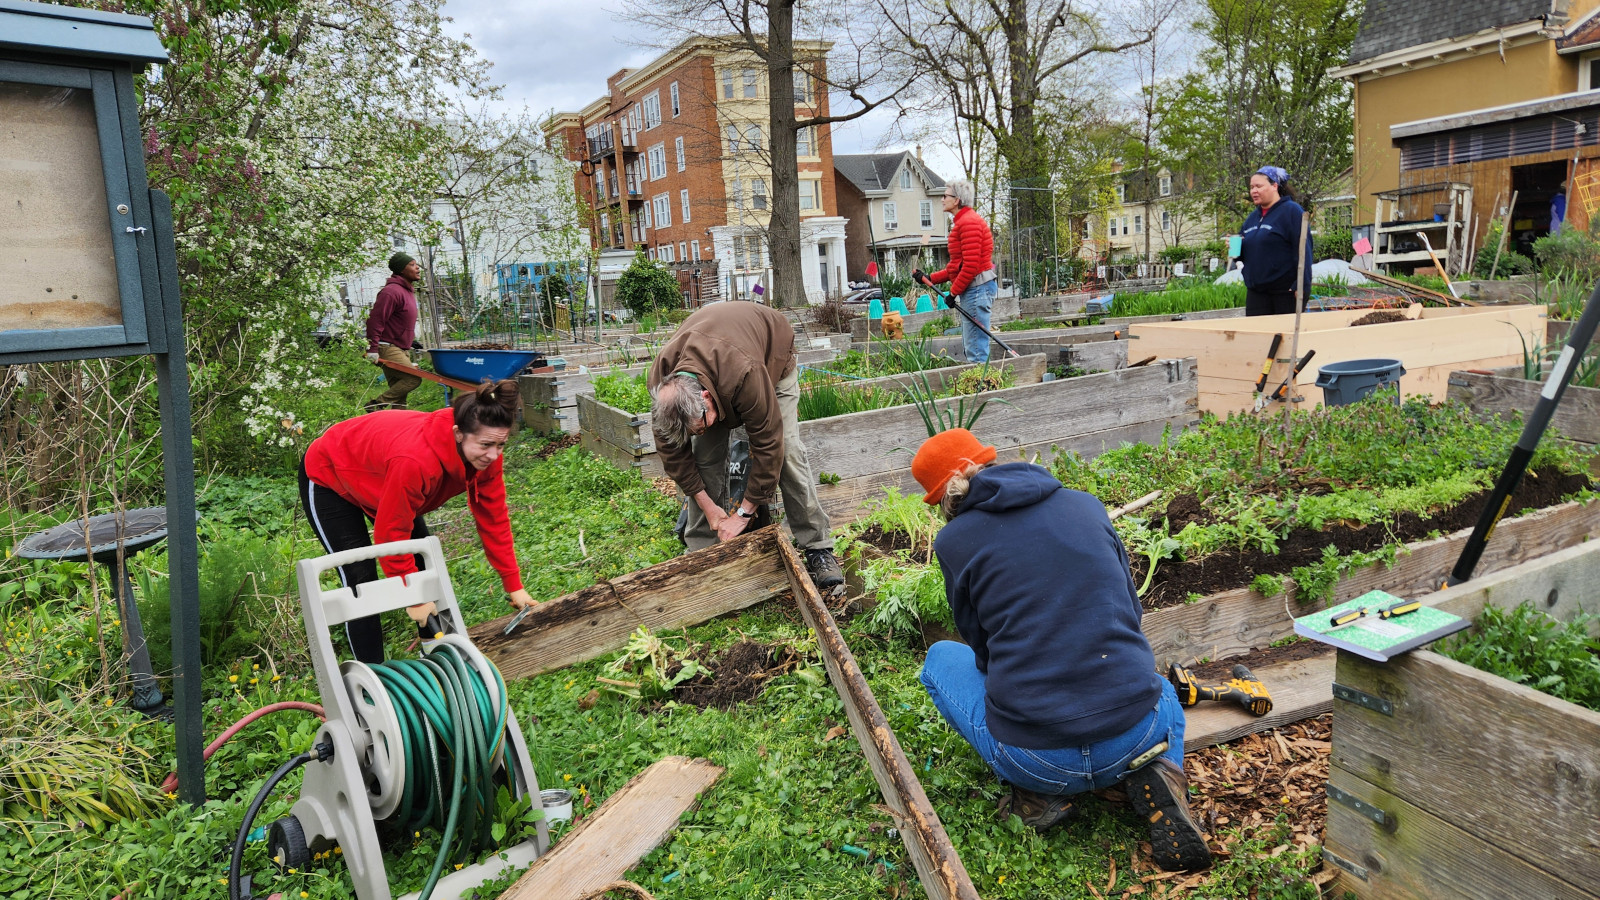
1093, 715, 1335, 897
535, 432, 580, 458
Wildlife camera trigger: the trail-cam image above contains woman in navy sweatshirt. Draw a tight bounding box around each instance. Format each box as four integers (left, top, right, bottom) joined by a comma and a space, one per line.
1238, 166, 1313, 316
910, 429, 1210, 872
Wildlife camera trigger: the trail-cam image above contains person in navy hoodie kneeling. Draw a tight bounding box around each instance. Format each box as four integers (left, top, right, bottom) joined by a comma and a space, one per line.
910, 429, 1211, 872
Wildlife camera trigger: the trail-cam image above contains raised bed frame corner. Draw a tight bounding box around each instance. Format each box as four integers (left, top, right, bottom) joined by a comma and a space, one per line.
1325, 539, 1600, 900
1447, 365, 1600, 446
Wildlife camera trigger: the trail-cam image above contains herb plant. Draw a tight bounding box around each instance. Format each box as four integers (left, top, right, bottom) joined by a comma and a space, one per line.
1438, 603, 1600, 712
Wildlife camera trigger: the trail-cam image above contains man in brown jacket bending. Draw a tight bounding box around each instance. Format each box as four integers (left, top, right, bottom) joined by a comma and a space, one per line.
648, 301, 845, 593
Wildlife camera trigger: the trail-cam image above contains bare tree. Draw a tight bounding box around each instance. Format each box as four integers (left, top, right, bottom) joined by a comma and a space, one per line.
624, 0, 922, 307
880, 0, 1172, 239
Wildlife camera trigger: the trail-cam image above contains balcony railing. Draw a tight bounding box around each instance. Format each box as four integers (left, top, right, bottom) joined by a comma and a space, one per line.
587, 134, 614, 159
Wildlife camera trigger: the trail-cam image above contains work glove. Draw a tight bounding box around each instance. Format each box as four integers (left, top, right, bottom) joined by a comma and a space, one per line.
911, 268, 928, 287
366, 351, 381, 364
411, 340, 424, 350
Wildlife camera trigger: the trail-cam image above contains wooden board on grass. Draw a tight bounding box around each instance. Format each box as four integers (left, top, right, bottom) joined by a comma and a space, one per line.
469, 527, 789, 680
776, 539, 981, 900
498, 756, 724, 900
1180, 649, 1333, 751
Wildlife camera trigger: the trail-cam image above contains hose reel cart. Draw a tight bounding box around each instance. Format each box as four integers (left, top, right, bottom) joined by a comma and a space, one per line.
242, 537, 549, 900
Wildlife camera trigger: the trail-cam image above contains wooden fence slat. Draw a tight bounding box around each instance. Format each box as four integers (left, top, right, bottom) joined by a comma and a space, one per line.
1447, 369, 1600, 444
468, 527, 789, 680
776, 539, 980, 900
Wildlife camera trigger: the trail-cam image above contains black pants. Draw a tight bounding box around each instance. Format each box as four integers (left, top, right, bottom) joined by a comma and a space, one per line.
298, 461, 429, 663
1245, 288, 1299, 317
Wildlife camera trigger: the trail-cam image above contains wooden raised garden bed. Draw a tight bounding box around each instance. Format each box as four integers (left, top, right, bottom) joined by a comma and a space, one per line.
1447, 364, 1600, 445
1129, 305, 1546, 416
1324, 538, 1600, 899
575, 353, 1051, 486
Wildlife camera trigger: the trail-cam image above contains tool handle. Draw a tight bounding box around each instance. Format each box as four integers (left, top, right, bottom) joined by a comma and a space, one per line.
418, 613, 445, 641
1330, 605, 1366, 627
1254, 334, 1284, 396
1378, 600, 1422, 619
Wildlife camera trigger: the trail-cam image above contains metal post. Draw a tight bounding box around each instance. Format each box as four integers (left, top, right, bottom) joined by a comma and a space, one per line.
150, 189, 204, 802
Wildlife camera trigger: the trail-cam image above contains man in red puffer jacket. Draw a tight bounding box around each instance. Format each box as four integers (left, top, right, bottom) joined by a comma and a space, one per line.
919, 179, 997, 363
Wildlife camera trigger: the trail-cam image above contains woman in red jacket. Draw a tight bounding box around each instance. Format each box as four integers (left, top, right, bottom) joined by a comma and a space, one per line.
298, 380, 534, 662
918, 179, 998, 363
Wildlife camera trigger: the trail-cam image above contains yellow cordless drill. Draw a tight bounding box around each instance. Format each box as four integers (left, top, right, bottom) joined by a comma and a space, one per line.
1168, 662, 1273, 717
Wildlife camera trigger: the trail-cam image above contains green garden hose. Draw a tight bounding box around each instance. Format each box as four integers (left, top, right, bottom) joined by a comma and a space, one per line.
370, 641, 512, 900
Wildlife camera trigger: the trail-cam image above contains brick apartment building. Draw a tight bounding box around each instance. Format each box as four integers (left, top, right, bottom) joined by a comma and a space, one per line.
548, 36, 848, 305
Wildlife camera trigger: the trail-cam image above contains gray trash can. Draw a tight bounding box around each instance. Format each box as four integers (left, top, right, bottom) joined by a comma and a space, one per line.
1314, 358, 1406, 406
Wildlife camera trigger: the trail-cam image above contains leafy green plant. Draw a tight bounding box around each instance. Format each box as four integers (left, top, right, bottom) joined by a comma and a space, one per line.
796, 382, 908, 422
598, 626, 706, 701
1121, 518, 1181, 597
817, 471, 841, 485
1475, 220, 1535, 278
1107, 282, 1246, 318
1438, 603, 1600, 712
858, 555, 952, 637
615, 250, 682, 320
1532, 228, 1600, 282
593, 368, 651, 414
905, 369, 993, 436
855, 488, 942, 558
939, 365, 1014, 397
0, 697, 162, 828
917, 315, 956, 338
1251, 574, 1285, 597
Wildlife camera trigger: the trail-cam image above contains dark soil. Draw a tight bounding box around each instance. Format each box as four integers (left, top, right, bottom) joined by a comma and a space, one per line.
452, 341, 512, 350
1137, 467, 1589, 609
1183, 640, 1332, 683
671, 640, 800, 710
1348, 310, 1411, 326
854, 523, 929, 558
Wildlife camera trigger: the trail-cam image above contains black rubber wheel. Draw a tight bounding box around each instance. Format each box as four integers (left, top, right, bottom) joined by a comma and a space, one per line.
267, 815, 311, 873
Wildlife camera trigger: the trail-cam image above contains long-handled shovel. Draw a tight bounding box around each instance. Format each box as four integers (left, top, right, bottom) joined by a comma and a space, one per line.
912, 269, 1020, 359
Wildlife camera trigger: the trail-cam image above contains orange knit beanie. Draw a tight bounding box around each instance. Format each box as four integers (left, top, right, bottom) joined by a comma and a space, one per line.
911, 428, 997, 505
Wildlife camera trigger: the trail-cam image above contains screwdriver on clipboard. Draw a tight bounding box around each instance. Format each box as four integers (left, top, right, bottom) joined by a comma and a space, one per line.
1329, 598, 1423, 629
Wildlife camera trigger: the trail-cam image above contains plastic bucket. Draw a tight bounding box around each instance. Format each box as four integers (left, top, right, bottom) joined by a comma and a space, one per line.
1314, 358, 1406, 407
541, 788, 573, 823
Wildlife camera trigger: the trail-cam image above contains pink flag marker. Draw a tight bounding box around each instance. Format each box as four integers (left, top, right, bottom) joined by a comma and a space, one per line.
752, 283, 765, 296
866, 261, 879, 278
1352, 236, 1372, 256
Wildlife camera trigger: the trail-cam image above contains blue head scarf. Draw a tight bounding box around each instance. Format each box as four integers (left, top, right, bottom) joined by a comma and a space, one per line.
1255, 166, 1290, 187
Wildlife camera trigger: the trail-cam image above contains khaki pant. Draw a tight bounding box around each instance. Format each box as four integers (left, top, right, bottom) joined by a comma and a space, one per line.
375, 343, 422, 407
682, 367, 833, 552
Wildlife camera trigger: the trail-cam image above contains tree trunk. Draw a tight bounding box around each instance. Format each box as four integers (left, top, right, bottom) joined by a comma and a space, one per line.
767, 0, 805, 308
1003, 0, 1048, 237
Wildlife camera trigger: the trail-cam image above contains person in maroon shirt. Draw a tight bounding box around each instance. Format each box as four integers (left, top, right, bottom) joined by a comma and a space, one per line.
299, 380, 535, 661
366, 252, 423, 411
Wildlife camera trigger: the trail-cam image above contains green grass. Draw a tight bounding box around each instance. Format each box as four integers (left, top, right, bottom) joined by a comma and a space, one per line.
1109, 283, 1246, 318
593, 368, 652, 414
796, 382, 908, 422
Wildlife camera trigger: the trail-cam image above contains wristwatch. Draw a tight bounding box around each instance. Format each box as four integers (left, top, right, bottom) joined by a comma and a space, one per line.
735, 507, 754, 519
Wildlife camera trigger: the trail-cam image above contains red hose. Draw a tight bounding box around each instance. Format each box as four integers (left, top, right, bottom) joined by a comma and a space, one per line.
158, 701, 326, 794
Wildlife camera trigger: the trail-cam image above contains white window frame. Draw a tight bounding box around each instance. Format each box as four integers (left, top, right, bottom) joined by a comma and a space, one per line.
744, 124, 762, 151
648, 143, 667, 180
642, 203, 652, 229
742, 68, 758, 98
901, 169, 911, 190
1134, 215, 1142, 235
751, 178, 767, 211
726, 125, 740, 154
920, 200, 932, 228
654, 194, 672, 228
734, 236, 747, 268
681, 188, 691, 222
882, 200, 898, 228
670, 82, 680, 117
1582, 51, 1600, 90
793, 70, 810, 103
678, 241, 687, 261
1162, 210, 1172, 231
675, 136, 685, 171
799, 178, 819, 211
722, 69, 734, 99
691, 239, 701, 259
1159, 174, 1172, 197
642, 91, 661, 130
1116, 184, 1126, 202
796, 126, 812, 157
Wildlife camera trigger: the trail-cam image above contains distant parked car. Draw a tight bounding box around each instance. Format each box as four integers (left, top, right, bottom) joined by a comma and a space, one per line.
842, 288, 881, 306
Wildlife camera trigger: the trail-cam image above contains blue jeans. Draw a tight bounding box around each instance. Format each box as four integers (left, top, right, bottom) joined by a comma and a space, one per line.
919, 641, 1186, 797
956, 278, 997, 364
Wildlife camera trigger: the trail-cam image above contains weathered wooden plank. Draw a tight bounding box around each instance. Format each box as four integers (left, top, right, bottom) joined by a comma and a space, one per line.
1140, 497, 1600, 669
577, 393, 654, 455
523, 403, 574, 435
1061, 339, 1130, 373
578, 431, 665, 478
1447, 369, 1600, 444
1425, 538, 1600, 628
851, 322, 1127, 356
1332, 648, 1600, 891
469, 527, 789, 680
817, 414, 1196, 526
804, 353, 1047, 394
1103, 306, 1245, 327
801, 359, 1198, 482
1180, 649, 1334, 751
1324, 766, 1598, 900
499, 756, 725, 900
776, 539, 980, 900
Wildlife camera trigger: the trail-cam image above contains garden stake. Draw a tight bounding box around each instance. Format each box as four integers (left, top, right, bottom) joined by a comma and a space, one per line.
1447, 276, 1600, 586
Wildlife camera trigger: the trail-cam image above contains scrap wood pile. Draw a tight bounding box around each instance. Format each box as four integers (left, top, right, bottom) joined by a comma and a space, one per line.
1095, 715, 1335, 899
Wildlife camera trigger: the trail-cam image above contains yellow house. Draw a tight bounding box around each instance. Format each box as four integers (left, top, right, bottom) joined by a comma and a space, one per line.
1335, 0, 1600, 272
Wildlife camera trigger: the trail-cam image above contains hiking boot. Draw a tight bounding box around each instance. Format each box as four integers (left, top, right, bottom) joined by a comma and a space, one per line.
1123, 759, 1212, 871
804, 548, 845, 595
997, 787, 1079, 832
364, 400, 390, 413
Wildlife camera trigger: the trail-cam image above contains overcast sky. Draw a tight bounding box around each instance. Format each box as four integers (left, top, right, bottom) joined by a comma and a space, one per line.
439, 0, 971, 180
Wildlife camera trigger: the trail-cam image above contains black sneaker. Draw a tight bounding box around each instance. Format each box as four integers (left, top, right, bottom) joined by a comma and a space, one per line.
1123, 759, 1212, 871
804, 548, 845, 594
997, 787, 1078, 832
